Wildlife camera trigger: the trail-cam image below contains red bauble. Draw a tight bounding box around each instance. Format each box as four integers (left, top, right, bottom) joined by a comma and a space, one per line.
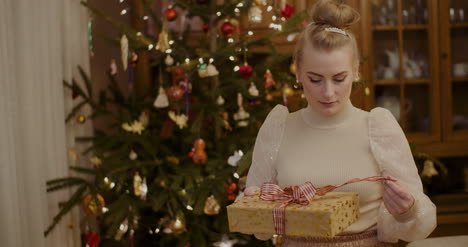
239, 65, 253, 80
220, 21, 234, 36
228, 194, 237, 201
280, 3, 295, 19
164, 7, 178, 21
84, 231, 100, 247
226, 182, 237, 194
168, 85, 184, 102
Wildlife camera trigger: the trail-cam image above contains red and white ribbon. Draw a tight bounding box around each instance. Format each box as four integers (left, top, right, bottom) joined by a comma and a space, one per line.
259, 176, 396, 235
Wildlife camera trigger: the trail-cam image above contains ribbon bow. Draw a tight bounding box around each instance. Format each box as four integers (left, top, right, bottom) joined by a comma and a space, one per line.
259, 176, 395, 235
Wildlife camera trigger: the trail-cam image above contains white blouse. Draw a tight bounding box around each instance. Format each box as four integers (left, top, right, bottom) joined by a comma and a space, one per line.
244, 101, 437, 243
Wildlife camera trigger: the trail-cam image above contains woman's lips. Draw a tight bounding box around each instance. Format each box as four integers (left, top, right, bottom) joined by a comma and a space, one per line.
319, 101, 337, 106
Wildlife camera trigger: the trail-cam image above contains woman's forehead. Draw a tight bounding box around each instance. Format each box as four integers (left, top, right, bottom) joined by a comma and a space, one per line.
300, 45, 354, 73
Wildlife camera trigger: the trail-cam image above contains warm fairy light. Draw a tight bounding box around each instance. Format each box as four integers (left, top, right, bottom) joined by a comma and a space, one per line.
120, 9, 128, 15
199, 58, 204, 64
136, 32, 142, 36
216, 12, 222, 16
104, 177, 109, 183
148, 44, 154, 50
229, 56, 235, 61
174, 219, 183, 228
267, 5, 273, 12
143, 16, 149, 20
186, 205, 193, 211
248, 31, 253, 36
236, 3, 244, 7
169, 40, 175, 45
272, 15, 277, 21
233, 172, 240, 179
102, 207, 109, 213
234, 8, 240, 13
209, 58, 214, 63
185, 58, 190, 63
155, 228, 160, 234
165, 49, 172, 54
233, 66, 240, 72
228, 38, 234, 43
109, 182, 116, 188
119, 0, 124, 3
281, 17, 286, 21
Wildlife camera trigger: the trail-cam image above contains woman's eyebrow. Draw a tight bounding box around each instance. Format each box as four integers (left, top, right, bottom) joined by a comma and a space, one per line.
306, 71, 347, 77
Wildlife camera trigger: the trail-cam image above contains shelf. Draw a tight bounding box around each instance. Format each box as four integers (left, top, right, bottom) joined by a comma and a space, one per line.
450, 23, 468, 28
372, 25, 429, 31
452, 77, 468, 82
372, 79, 430, 85
404, 79, 431, 84
373, 79, 400, 85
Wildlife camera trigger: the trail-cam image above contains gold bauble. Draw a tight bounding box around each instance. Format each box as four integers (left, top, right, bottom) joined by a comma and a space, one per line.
204, 195, 221, 215
168, 218, 186, 235
82, 193, 105, 216
290, 62, 296, 75
76, 115, 86, 124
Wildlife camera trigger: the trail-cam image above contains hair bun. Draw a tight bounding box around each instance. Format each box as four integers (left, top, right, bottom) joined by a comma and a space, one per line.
310, 0, 360, 29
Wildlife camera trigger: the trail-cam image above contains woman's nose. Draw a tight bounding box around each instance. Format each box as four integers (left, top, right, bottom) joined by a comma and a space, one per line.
322, 81, 335, 99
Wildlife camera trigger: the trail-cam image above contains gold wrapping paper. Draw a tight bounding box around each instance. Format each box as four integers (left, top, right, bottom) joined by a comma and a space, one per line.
227, 192, 359, 237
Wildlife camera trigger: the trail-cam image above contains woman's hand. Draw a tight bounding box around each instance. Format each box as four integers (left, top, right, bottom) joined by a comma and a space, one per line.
383, 176, 415, 217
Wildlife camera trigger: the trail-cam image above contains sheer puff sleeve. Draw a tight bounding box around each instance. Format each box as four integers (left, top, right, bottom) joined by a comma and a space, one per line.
245, 104, 289, 189
369, 107, 437, 243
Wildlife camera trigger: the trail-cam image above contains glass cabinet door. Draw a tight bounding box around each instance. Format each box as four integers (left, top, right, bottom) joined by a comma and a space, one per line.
366, 0, 439, 142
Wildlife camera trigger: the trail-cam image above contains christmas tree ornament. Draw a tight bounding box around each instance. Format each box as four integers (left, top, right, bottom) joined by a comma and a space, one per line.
213, 235, 238, 247
168, 85, 184, 102
84, 231, 100, 247
67, 147, 77, 161
168, 111, 188, 129
192, 138, 207, 164
110, 59, 118, 75
216, 95, 225, 105
164, 6, 178, 21
248, 5, 263, 23
156, 22, 170, 52
421, 160, 439, 178
248, 82, 260, 105
227, 150, 243, 167
165, 54, 174, 66
130, 52, 138, 68
233, 93, 250, 127
226, 182, 237, 194
167, 218, 186, 235
90, 156, 102, 167
280, 3, 295, 19
239, 64, 253, 80
129, 150, 138, 160
204, 195, 221, 215
220, 20, 235, 37
122, 120, 145, 135
264, 69, 276, 88
138, 111, 149, 128
265, 91, 273, 101
120, 35, 128, 71
76, 115, 86, 124
206, 63, 219, 77
197, 63, 209, 78
227, 194, 237, 201
290, 62, 296, 75
222, 112, 232, 131
133, 172, 142, 196
82, 193, 105, 216
114, 219, 129, 241
154, 87, 170, 108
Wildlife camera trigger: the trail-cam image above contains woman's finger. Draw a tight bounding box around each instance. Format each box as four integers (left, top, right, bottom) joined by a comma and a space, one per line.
385, 181, 414, 210
383, 190, 400, 215
244, 186, 260, 196
386, 180, 412, 202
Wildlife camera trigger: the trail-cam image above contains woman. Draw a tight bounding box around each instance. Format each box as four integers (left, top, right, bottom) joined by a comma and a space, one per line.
243, 0, 436, 246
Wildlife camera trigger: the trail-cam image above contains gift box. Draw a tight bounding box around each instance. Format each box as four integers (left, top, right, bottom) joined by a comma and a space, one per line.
227, 191, 359, 237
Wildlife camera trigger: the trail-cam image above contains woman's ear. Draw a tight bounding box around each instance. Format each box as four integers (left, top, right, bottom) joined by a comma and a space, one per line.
353, 62, 360, 81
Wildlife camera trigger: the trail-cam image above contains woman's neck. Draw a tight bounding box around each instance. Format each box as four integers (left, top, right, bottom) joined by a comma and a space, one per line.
300, 99, 355, 128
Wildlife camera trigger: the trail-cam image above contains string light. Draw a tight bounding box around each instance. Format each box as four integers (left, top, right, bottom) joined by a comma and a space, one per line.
169, 40, 175, 45
155, 228, 160, 234
209, 58, 214, 63
119, 0, 125, 3
165, 49, 172, 54
148, 44, 154, 50
229, 56, 235, 61
104, 177, 109, 184
136, 32, 142, 36
186, 205, 193, 211
185, 58, 190, 63
233, 172, 240, 179
267, 5, 273, 12
109, 182, 116, 189
143, 16, 149, 20
120, 9, 128, 15
216, 12, 222, 16
234, 8, 240, 13
233, 66, 240, 72
248, 31, 254, 36
228, 38, 234, 43
102, 207, 109, 213
236, 2, 244, 7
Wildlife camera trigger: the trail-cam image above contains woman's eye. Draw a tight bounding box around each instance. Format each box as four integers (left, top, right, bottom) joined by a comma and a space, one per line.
334, 77, 346, 82
309, 78, 321, 83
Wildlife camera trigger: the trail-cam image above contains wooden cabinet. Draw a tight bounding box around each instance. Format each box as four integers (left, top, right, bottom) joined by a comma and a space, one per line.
360, 0, 468, 157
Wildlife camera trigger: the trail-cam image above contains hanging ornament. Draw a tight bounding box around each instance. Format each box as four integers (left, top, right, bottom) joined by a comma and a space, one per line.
282, 84, 294, 96
168, 85, 184, 102
290, 62, 296, 75
82, 193, 105, 216
154, 87, 170, 108
121, 35, 128, 71
67, 147, 77, 161
280, 3, 295, 19
239, 64, 253, 80
264, 69, 276, 88
220, 20, 235, 37
227, 193, 237, 201
139, 111, 149, 128
76, 115, 86, 124
168, 111, 188, 129
222, 112, 232, 131
114, 219, 129, 241
167, 218, 186, 235
227, 150, 243, 167
156, 22, 170, 52
109, 59, 118, 75
84, 231, 100, 247
248, 82, 260, 105
233, 93, 250, 127
248, 5, 263, 23
192, 138, 207, 164
206, 63, 219, 77
216, 95, 225, 105
122, 120, 145, 134
90, 156, 102, 167
421, 160, 439, 178
165, 54, 174, 66
130, 51, 139, 67
129, 150, 138, 160
226, 182, 237, 194
164, 6, 178, 21
265, 91, 273, 101
197, 63, 209, 78
204, 195, 221, 215
133, 172, 143, 196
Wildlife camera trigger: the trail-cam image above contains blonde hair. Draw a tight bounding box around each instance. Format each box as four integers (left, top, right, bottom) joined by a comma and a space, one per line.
293, 0, 361, 69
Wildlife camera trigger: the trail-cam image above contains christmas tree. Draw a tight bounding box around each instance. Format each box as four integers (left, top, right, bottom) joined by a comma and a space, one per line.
46, 0, 308, 246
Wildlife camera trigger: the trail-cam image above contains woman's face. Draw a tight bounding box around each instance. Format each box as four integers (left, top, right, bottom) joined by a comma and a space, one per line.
297, 44, 358, 116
